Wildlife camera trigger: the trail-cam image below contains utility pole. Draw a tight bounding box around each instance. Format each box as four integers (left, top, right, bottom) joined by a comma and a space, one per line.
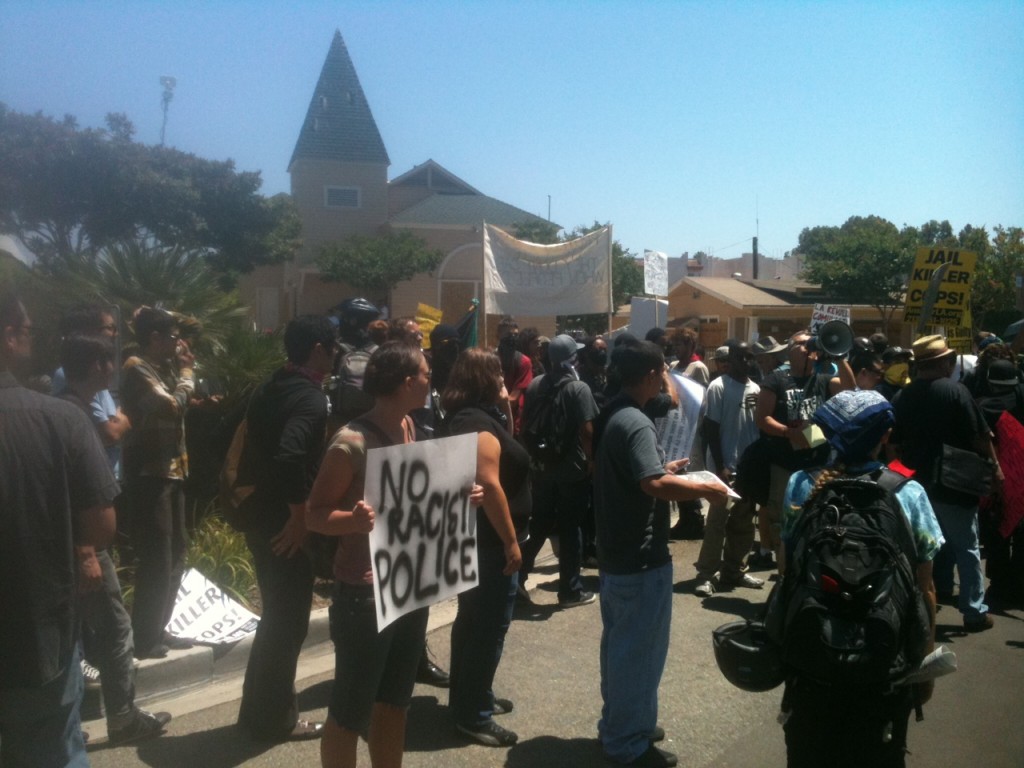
159, 76, 177, 146
752, 236, 759, 280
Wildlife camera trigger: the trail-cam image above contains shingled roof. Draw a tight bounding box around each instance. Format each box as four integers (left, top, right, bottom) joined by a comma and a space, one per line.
389, 193, 549, 229
288, 30, 390, 170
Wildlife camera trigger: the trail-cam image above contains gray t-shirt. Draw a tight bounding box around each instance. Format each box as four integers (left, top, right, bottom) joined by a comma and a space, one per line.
704, 376, 760, 473
594, 403, 670, 575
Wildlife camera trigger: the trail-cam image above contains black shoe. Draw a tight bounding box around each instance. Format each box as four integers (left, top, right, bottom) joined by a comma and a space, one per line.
559, 590, 597, 608
649, 725, 665, 742
108, 709, 172, 745
621, 744, 678, 767
163, 633, 193, 650
493, 697, 514, 715
417, 652, 450, 688
456, 719, 518, 747
134, 644, 169, 660
964, 613, 994, 632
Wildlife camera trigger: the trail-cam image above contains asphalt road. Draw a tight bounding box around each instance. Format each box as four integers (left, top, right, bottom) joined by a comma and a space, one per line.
85, 538, 1024, 767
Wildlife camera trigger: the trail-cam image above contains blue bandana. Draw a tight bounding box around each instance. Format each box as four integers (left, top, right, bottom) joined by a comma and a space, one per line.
812, 390, 894, 463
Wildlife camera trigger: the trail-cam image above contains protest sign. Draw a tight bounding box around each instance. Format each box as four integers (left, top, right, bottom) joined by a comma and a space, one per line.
810, 303, 851, 334
166, 568, 260, 645
644, 250, 669, 296
656, 372, 706, 464
903, 247, 978, 326
416, 302, 443, 349
366, 433, 479, 631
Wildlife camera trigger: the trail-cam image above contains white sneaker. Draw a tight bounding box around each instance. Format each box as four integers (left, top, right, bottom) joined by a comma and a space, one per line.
694, 579, 716, 598
81, 660, 101, 690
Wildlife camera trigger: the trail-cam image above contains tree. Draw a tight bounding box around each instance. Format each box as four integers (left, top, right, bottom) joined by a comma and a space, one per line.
315, 230, 445, 305
971, 225, 1024, 332
0, 104, 300, 287
797, 215, 915, 328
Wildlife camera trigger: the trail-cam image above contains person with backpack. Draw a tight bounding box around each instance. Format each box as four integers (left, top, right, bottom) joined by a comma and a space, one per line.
774, 389, 943, 768
518, 333, 600, 607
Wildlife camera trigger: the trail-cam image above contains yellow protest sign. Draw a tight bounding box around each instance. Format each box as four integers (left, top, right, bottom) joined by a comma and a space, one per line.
416, 303, 443, 349
903, 247, 977, 326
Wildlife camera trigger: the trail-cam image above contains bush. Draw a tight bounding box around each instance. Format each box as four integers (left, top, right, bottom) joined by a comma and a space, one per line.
185, 512, 258, 611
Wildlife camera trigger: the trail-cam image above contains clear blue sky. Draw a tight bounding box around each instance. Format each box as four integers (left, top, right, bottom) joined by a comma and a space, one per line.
3, 1, 1022, 261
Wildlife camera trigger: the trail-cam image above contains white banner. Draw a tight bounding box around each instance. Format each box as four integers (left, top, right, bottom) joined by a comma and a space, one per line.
483, 224, 612, 316
366, 433, 479, 631
644, 250, 669, 296
656, 372, 707, 463
809, 303, 851, 334
166, 568, 260, 645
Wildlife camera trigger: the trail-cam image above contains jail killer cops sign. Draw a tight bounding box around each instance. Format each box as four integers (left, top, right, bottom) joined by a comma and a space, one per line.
903, 247, 978, 326
166, 568, 260, 645
365, 433, 479, 631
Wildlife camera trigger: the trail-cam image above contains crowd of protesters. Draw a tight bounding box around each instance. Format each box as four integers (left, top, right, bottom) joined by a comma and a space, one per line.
2, 290, 1022, 768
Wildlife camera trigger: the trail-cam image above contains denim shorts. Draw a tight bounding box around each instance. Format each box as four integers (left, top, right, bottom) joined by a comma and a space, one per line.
328, 582, 428, 734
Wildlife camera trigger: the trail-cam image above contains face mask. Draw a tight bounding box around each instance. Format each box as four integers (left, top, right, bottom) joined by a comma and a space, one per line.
593, 350, 608, 367
885, 363, 909, 387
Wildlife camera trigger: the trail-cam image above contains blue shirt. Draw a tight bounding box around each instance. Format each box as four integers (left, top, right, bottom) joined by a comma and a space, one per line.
782, 461, 944, 563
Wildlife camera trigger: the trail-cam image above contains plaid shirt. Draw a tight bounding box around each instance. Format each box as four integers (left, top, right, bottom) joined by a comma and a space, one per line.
121, 355, 194, 480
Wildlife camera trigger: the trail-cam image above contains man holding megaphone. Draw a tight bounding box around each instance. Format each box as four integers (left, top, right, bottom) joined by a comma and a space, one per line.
752, 327, 857, 573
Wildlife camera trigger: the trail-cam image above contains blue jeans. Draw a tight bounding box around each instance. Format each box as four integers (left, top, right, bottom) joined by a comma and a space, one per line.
80, 548, 136, 727
598, 562, 673, 763
448, 544, 518, 727
521, 473, 586, 599
0, 644, 88, 767
931, 499, 989, 620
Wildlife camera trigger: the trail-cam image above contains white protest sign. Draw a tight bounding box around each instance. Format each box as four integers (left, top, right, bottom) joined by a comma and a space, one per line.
644, 249, 669, 296
809, 303, 851, 334
366, 433, 479, 631
656, 372, 706, 463
166, 568, 260, 645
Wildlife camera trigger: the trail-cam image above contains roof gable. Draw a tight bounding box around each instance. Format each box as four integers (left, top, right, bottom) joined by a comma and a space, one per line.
389, 194, 548, 229
390, 160, 480, 195
289, 30, 390, 170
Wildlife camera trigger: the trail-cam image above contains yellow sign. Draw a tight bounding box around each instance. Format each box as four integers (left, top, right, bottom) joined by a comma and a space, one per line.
903, 247, 978, 326
416, 303, 443, 349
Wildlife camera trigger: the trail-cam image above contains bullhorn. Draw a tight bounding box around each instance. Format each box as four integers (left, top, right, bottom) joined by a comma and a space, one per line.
816, 320, 854, 357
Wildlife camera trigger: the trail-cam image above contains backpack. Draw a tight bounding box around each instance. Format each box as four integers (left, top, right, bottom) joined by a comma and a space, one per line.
520, 376, 573, 471
764, 468, 931, 691
219, 416, 259, 532
331, 344, 377, 425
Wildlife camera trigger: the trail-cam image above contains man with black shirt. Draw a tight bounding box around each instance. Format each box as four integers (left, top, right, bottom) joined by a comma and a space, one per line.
755, 330, 855, 571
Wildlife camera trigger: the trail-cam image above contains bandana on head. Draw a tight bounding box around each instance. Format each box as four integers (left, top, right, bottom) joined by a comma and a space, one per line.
812, 389, 894, 463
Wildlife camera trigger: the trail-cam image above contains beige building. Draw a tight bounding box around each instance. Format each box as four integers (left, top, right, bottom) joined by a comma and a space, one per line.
239, 30, 552, 336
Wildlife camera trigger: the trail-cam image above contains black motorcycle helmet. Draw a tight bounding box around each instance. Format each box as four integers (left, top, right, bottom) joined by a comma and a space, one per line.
712, 620, 784, 692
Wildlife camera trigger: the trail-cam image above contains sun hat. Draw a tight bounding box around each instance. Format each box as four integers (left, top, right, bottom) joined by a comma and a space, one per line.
753, 336, 787, 355
912, 334, 956, 363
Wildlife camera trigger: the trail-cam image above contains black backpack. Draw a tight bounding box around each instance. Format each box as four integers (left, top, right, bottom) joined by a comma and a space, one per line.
520, 375, 573, 471
331, 344, 377, 426
764, 468, 931, 691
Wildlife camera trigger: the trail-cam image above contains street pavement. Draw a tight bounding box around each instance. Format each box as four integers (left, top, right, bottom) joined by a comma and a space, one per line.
85, 537, 1024, 767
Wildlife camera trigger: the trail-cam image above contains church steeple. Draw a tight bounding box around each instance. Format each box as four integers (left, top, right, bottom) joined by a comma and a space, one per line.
288, 30, 390, 170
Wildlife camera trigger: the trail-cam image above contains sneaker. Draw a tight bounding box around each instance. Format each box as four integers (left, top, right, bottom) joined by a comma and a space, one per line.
694, 579, 716, 598
456, 719, 518, 747
747, 551, 774, 570
609, 744, 678, 767
493, 697, 514, 715
721, 573, 765, 589
964, 613, 994, 632
558, 590, 597, 608
108, 709, 172, 745
81, 660, 101, 690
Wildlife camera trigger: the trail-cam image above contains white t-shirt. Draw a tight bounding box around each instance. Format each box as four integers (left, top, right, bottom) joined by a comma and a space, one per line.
704, 375, 760, 472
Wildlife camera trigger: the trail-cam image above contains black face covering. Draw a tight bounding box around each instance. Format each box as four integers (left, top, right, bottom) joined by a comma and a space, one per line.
593, 350, 608, 368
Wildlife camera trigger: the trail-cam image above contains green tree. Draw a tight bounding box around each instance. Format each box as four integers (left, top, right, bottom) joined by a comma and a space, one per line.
971, 225, 1024, 332
0, 104, 300, 287
315, 230, 445, 305
797, 215, 915, 328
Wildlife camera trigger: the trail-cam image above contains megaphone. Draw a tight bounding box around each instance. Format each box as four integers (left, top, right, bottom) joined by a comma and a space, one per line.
815, 320, 854, 357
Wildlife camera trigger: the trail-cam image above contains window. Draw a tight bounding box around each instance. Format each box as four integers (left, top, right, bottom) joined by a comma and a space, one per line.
325, 186, 360, 209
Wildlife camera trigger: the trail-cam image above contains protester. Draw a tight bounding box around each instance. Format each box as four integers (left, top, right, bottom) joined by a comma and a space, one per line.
441, 348, 527, 747
890, 334, 1002, 631
495, 316, 532, 434
237, 316, 337, 742
0, 295, 118, 766
667, 327, 709, 387
388, 316, 423, 347
849, 349, 885, 392
751, 335, 787, 384
306, 342, 434, 768
517, 327, 547, 378
778, 389, 942, 768
594, 340, 728, 767
121, 306, 197, 659
57, 332, 172, 744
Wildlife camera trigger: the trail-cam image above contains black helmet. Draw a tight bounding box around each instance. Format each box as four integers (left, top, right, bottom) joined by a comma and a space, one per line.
712, 620, 784, 692
334, 297, 380, 322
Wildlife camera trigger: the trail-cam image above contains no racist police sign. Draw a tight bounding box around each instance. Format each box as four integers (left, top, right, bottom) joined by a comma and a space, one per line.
365, 433, 479, 631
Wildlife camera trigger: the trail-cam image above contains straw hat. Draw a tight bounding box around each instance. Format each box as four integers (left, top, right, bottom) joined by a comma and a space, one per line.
911, 334, 955, 362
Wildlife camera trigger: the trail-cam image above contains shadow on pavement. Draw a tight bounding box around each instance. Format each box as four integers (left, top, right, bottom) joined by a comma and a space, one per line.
405, 694, 465, 752
506, 735, 606, 768
124, 723, 275, 767
297, 678, 333, 711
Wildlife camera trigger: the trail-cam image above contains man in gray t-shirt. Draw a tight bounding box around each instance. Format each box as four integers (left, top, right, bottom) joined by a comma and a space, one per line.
594, 341, 727, 768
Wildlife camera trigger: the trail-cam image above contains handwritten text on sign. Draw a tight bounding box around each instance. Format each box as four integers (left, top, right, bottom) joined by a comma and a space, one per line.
366, 433, 479, 631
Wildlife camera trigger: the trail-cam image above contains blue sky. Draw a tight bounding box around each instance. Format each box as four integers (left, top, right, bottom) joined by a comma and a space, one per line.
3, 1, 1022, 262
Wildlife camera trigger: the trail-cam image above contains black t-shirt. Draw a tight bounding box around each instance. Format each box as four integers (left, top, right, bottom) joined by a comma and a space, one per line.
759, 370, 832, 470
447, 405, 531, 548
892, 376, 990, 504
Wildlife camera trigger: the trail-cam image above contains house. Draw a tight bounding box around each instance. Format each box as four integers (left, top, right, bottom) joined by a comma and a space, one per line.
239, 30, 553, 338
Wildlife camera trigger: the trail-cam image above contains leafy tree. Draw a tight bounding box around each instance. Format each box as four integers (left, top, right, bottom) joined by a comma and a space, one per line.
510, 219, 561, 245
797, 215, 915, 328
971, 225, 1024, 332
0, 104, 300, 287
315, 230, 445, 305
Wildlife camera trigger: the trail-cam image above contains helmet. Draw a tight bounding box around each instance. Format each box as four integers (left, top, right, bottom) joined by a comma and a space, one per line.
334, 297, 380, 323
712, 620, 784, 692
